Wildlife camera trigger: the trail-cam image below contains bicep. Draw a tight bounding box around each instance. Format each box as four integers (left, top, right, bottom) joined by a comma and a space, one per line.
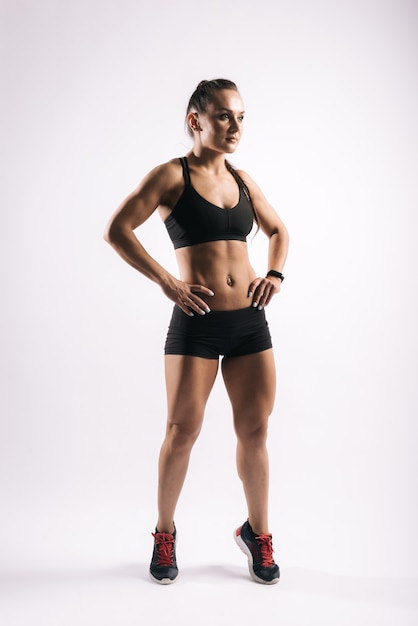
109, 169, 166, 233
255, 195, 285, 237
240, 171, 286, 237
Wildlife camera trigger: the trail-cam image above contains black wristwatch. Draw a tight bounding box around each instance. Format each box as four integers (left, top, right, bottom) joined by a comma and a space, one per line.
266, 270, 285, 282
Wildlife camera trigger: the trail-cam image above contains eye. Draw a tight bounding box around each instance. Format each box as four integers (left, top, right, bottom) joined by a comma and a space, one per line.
238, 115, 244, 122
219, 113, 230, 120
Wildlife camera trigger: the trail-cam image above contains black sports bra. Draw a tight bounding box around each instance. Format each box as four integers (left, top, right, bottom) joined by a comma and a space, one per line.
164, 157, 254, 249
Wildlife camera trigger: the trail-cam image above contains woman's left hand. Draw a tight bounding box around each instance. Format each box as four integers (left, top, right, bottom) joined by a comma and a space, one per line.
248, 276, 282, 310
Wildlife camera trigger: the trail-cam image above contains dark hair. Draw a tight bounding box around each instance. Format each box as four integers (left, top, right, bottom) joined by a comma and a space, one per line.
186, 79, 259, 230
186, 79, 238, 133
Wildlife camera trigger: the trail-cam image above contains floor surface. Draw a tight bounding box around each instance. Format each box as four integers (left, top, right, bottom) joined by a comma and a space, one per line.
2, 544, 417, 626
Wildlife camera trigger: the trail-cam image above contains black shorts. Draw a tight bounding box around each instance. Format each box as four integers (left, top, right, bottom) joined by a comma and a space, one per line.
164, 305, 273, 360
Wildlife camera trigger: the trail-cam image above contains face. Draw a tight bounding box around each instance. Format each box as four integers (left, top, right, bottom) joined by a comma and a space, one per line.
192, 89, 245, 153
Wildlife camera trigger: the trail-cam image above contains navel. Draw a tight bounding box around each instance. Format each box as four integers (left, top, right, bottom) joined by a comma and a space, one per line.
226, 274, 234, 287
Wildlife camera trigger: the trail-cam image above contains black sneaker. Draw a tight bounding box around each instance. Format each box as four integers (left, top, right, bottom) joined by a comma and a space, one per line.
234, 520, 280, 584
149, 524, 178, 585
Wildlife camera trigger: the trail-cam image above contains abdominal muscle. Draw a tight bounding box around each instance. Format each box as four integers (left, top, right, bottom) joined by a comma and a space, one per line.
175, 240, 257, 311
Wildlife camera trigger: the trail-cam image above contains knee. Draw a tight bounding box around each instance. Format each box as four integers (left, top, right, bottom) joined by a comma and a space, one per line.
236, 421, 269, 448
165, 421, 201, 453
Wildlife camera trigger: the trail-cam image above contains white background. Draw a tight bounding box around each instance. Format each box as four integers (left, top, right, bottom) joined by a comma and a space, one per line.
1, 0, 417, 624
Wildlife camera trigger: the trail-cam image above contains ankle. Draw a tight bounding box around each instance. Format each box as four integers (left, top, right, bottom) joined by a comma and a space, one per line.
248, 519, 270, 536
156, 521, 175, 534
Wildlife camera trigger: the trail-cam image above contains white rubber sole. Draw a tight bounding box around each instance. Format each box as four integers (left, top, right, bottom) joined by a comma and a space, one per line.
234, 529, 279, 585
149, 570, 179, 585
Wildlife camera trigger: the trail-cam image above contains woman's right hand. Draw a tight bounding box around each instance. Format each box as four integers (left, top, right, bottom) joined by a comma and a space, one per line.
160, 278, 215, 316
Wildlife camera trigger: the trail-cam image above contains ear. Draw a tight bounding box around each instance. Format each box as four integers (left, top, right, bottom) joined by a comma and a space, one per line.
187, 112, 201, 132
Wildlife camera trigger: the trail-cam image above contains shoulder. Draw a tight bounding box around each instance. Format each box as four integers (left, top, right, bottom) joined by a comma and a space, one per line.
235, 168, 276, 219
235, 168, 263, 197
135, 157, 187, 210
141, 157, 183, 189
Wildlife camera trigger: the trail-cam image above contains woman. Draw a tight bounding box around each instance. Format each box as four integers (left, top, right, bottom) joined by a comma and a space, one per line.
104, 79, 289, 585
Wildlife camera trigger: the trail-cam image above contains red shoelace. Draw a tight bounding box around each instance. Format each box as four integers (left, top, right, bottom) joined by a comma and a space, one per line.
255, 534, 275, 567
152, 533, 175, 567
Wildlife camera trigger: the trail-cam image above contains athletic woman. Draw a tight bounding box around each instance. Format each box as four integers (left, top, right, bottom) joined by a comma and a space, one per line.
104, 79, 289, 585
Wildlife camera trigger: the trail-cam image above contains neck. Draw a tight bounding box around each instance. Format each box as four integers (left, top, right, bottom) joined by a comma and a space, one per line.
187, 149, 227, 173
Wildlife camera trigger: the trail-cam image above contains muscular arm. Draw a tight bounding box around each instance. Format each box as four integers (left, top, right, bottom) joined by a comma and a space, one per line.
104, 165, 172, 284
238, 170, 290, 307
104, 162, 213, 315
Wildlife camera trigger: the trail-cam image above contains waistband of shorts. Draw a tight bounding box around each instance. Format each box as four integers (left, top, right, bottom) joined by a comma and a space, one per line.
172, 304, 267, 325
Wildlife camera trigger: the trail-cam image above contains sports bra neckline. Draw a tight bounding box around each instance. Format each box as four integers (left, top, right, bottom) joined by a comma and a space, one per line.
179, 156, 241, 211
163, 156, 254, 249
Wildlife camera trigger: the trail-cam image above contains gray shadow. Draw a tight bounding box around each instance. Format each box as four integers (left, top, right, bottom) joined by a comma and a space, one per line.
1, 562, 416, 609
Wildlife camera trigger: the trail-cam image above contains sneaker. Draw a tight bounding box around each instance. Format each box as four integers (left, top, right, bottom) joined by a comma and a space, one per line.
149, 524, 178, 584
234, 520, 280, 584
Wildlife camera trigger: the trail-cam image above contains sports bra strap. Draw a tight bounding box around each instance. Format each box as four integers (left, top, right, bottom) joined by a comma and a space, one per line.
179, 156, 191, 186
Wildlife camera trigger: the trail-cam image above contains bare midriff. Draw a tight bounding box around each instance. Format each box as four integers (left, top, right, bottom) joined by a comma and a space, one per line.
175, 240, 257, 311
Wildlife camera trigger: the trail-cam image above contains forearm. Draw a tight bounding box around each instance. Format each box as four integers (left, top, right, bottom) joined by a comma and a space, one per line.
267, 228, 289, 273
105, 226, 172, 288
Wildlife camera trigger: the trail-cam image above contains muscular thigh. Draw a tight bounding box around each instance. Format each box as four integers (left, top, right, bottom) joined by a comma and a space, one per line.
164, 355, 219, 431
221, 349, 276, 432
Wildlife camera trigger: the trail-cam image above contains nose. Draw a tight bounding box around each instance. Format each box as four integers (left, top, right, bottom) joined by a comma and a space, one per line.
229, 117, 240, 132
